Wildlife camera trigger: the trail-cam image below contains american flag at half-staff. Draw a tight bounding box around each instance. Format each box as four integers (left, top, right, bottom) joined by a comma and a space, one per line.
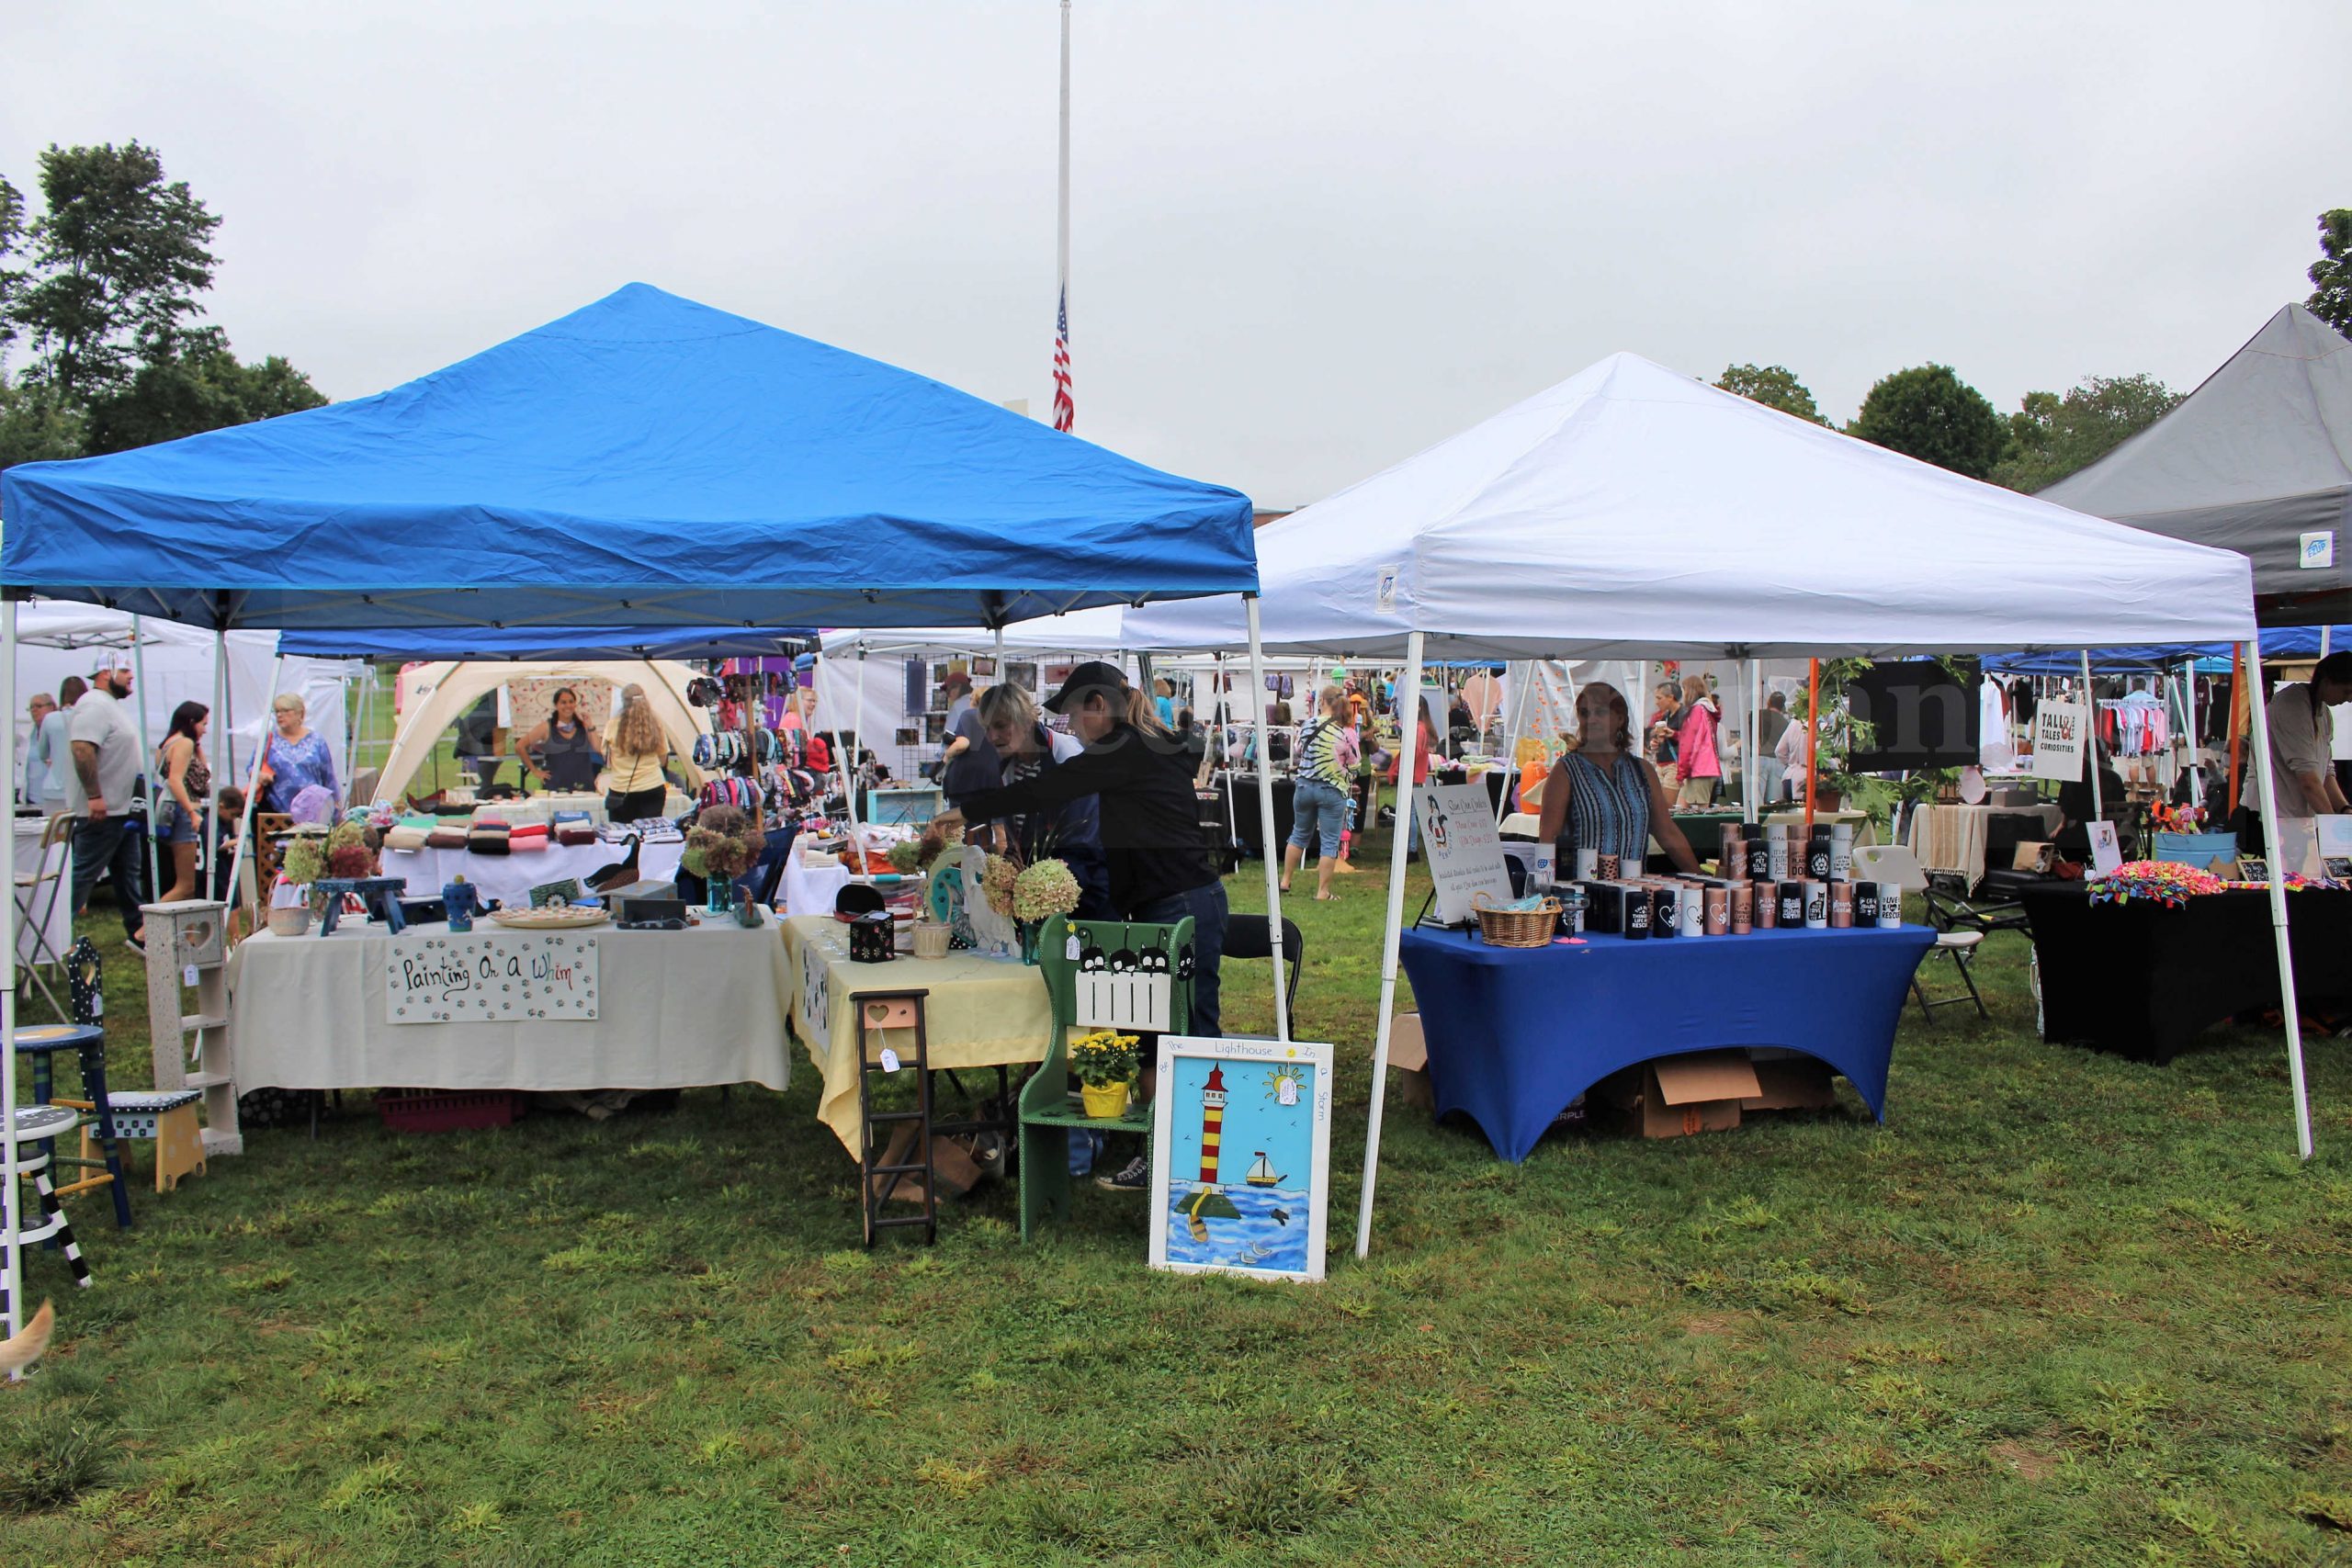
1051, 286, 1074, 432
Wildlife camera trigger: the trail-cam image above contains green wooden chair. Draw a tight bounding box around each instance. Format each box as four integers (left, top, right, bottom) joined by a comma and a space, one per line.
1018, 912, 1195, 1241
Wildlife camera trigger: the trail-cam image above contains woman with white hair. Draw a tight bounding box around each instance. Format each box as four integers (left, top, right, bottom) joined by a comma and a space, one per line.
602, 682, 673, 823
256, 691, 339, 817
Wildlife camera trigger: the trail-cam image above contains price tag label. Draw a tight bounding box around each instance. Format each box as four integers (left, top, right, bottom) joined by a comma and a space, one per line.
878, 1047, 901, 1075
184, 964, 200, 988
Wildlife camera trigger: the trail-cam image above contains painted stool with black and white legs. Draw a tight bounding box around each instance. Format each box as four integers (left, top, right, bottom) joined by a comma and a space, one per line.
13, 1022, 132, 1229
2, 1103, 95, 1331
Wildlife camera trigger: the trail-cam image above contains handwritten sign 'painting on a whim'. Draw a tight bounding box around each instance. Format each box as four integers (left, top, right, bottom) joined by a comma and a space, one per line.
386, 932, 600, 1024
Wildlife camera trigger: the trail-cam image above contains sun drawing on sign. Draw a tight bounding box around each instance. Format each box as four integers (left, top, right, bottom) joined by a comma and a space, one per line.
1263, 1067, 1303, 1107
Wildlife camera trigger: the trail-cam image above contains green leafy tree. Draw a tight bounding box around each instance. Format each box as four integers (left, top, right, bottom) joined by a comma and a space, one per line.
1847, 363, 2007, 479
1991, 372, 2180, 493
83, 343, 324, 455
2308, 209, 2352, 337
1715, 363, 1830, 425
12, 141, 222, 401
0, 141, 325, 469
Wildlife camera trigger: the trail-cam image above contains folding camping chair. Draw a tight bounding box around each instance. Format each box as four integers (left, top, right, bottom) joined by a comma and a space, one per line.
12, 813, 74, 1021
1854, 844, 1988, 1023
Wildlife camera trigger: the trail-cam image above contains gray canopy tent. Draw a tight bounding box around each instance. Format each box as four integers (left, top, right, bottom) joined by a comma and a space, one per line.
2040, 304, 2352, 626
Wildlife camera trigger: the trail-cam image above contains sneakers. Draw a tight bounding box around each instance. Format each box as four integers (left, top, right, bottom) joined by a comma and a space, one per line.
1094, 1155, 1149, 1192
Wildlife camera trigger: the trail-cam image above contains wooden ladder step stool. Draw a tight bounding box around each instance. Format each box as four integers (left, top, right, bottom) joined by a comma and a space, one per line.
92, 1091, 207, 1192
853, 988, 935, 1248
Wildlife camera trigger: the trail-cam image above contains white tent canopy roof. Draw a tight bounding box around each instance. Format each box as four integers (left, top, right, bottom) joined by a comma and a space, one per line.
1124, 352, 2258, 660
821, 606, 1134, 661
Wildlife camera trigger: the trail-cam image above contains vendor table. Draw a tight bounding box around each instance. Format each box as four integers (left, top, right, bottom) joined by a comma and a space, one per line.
227, 919, 793, 1092
379, 840, 684, 910
2018, 885, 2352, 1064
781, 914, 1053, 1155
1397, 922, 1935, 1162
13, 815, 72, 968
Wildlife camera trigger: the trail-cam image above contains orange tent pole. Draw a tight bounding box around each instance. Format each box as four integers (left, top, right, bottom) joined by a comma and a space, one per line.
1804, 657, 1820, 836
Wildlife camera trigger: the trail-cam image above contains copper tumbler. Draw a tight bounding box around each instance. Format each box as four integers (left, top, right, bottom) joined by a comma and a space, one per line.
1730, 881, 1753, 933
1704, 885, 1730, 936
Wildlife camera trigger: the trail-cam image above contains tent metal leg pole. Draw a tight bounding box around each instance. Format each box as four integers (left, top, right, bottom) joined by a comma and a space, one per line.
1492, 663, 1531, 826
1243, 596, 1290, 1043
2240, 638, 2313, 1159
815, 653, 861, 852
130, 617, 163, 908
1743, 658, 1760, 826
2173, 658, 2191, 808
1355, 628, 1425, 1259
2081, 650, 2102, 821
2, 603, 21, 1353
224, 654, 285, 934
212, 632, 232, 910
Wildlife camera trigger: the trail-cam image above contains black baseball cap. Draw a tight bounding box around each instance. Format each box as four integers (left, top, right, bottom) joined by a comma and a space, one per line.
1043, 660, 1131, 715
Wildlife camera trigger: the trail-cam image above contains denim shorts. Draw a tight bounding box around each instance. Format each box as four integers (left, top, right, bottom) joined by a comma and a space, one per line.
1288, 779, 1349, 857
158, 801, 200, 844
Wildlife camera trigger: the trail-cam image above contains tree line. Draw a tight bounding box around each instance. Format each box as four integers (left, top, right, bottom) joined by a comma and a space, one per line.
1717, 209, 2352, 493
0, 141, 326, 470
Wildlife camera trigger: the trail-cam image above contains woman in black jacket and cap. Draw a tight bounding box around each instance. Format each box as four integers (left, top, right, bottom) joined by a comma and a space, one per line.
950, 661, 1228, 1042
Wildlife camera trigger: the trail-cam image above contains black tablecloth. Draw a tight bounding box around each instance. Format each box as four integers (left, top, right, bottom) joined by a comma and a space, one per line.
2019, 885, 2352, 1063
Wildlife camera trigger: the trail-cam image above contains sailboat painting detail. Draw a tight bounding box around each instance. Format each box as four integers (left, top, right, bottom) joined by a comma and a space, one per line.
1148, 1035, 1335, 1283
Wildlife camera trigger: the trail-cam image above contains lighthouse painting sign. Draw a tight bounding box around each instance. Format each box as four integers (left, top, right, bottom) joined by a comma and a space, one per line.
1148, 1035, 1335, 1282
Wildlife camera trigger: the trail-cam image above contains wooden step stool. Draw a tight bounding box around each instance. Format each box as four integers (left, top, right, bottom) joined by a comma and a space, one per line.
95, 1091, 207, 1192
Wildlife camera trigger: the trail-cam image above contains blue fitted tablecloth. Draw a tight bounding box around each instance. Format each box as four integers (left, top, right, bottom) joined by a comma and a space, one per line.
1397, 923, 1936, 1162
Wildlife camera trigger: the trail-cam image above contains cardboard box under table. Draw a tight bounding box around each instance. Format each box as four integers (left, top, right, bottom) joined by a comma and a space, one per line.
781, 915, 1055, 1156
227, 919, 794, 1093
1395, 923, 1935, 1162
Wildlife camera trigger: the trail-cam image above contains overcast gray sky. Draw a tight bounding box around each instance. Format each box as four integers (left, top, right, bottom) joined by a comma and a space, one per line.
7, 1, 2348, 508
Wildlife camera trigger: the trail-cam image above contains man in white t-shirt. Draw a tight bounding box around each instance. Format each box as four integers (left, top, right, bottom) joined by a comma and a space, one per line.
64, 656, 150, 951
2265, 652, 2352, 820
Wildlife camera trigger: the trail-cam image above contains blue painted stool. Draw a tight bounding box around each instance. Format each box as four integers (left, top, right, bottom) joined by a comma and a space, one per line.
313, 876, 410, 935
11, 1023, 132, 1230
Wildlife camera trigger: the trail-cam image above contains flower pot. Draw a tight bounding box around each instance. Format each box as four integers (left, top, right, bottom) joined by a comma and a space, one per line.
1079, 1081, 1130, 1120
1016, 919, 1042, 966
707, 879, 736, 916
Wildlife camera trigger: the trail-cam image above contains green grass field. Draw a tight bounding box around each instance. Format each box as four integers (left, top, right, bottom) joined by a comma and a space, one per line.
4, 813, 2349, 1565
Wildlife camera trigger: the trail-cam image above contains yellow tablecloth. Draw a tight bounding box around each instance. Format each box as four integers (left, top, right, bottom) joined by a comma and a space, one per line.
780, 915, 1055, 1156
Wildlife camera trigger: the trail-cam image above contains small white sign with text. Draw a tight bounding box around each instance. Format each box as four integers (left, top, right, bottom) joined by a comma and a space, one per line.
386, 932, 598, 1024
1417, 782, 1515, 924
2030, 701, 2087, 783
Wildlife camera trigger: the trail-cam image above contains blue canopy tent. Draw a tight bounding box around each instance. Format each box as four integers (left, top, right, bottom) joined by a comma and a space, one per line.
0, 283, 1292, 1337
0, 283, 1256, 631
1983, 625, 2350, 677
276, 626, 810, 662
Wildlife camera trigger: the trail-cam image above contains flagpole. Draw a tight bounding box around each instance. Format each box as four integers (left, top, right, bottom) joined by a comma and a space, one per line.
1052, 0, 1074, 433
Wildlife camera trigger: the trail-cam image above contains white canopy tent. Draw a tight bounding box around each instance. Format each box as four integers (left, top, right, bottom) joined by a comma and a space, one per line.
1125, 351, 2296, 1253
10, 604, 356, 796
369, 659, 708, 806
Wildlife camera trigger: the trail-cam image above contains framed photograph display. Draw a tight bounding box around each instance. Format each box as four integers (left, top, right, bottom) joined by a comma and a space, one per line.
1148, 1035, 1334, 1283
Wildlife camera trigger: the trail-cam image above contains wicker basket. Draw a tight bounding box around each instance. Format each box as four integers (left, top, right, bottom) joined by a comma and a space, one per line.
1474, 893, 1560, 948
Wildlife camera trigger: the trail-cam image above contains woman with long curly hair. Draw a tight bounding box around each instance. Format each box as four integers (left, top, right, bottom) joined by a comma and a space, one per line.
1535, 681, 1698, 876
602, 683, 673, 823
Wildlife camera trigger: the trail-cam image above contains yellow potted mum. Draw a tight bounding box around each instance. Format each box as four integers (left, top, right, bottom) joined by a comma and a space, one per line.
1069, 1029, 1141, 1119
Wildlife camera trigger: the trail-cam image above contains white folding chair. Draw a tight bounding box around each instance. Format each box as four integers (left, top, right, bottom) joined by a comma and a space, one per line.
1854, 844, 1987, 1023
12, 814, 74, 1021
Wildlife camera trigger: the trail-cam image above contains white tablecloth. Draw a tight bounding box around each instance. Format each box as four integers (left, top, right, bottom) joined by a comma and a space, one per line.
379, 840, 684, 909
14, 817, 73, 966
781, 842, 854, 918
228, 918, 792, 1092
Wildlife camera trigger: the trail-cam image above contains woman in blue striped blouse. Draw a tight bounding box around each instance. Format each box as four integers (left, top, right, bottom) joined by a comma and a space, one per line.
1534, 682, 1700, 877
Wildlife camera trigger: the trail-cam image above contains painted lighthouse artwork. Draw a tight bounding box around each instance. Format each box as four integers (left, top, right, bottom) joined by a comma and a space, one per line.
1149, 1036, 1336, 1282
